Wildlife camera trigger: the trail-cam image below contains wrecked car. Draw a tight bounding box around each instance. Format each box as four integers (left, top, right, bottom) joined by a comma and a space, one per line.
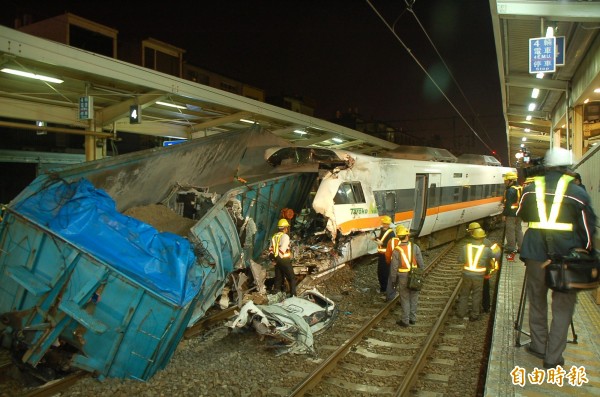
226, 289, 337, 355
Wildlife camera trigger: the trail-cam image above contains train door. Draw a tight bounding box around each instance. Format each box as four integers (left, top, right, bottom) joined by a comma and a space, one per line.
412, 173, 440, 236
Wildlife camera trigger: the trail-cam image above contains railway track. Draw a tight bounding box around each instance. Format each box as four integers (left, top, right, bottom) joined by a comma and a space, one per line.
2, 235, 501, 397
273, 242, 471, 396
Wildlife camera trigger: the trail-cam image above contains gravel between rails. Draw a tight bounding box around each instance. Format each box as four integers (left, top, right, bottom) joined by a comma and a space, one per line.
2, 230, 504, 397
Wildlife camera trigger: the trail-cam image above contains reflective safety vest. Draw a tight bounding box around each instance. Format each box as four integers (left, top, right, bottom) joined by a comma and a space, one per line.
490, 243, 500, 272
394, 242, 416, 273
509, 185, 522, 209
463, 244, 487, 273
377, 228, 394, 254
528, 175, 574, 231
386, 237, 401, 264
270, 232, 291, 258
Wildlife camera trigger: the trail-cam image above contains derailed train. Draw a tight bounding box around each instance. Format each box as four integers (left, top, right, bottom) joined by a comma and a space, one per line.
267, 145, 515, 263
0, 128, 514, 381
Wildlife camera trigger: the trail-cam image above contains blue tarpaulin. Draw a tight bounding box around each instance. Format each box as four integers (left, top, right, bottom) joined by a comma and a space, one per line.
13, 178, 201, 306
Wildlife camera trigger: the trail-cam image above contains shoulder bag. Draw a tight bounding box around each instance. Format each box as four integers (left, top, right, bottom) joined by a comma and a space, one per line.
543, 232, 600, 292
406, 241, 424, 291
407, 266, 424, 291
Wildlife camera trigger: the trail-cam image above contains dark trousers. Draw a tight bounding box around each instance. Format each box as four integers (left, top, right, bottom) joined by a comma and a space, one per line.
525, 259, 577, 366
482, 277, 490, 312
377, 254, 388, 293
274, 257, 296, 296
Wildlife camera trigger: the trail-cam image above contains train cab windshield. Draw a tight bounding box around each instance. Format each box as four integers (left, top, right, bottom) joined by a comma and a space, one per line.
334, 182, 366, 204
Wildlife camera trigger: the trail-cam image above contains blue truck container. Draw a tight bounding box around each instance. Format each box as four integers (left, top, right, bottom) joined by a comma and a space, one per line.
0, 126, 315, 380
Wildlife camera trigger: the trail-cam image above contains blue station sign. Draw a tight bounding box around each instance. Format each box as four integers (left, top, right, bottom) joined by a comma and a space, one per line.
163, 140, 187, 147
529, 37, 556, 74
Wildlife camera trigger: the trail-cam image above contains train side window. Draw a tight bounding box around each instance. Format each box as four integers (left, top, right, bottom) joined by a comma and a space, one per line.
334, 182, 366, 204
440, 186, 452, 206
462, 186, 470, 202
385, 191, 396, 212
474, 185, 483, 200
484, 184, 491, 198
428, 184, 438, 207
453, 187, 460, 202
396, 189, 414, 212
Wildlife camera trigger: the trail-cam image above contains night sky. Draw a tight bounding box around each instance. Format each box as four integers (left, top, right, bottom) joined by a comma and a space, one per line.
1, 0, 507, 163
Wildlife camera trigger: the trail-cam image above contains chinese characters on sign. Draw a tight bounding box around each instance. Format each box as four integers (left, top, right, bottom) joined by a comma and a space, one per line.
79, 96, 94, 120
511, 365, 588, 387
529, 37, 556, 74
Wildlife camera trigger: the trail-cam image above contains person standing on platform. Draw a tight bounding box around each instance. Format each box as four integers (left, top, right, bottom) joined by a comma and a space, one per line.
387, 225, 424, 326
573, 172, 587, 191
269, 218, 296, 297
455, 228, 495, 322
517, 148, 597, 369
465, 222, 501, 313
502, 171, 523, 261
373, 215, 395, 294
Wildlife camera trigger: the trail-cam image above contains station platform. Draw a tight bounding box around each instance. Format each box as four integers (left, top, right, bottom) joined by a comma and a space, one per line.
484, 252, 600, 396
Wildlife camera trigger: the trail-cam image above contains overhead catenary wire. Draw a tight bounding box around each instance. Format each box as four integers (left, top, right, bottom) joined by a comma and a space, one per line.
405, 5, 495, 146
365, 0, 496, 155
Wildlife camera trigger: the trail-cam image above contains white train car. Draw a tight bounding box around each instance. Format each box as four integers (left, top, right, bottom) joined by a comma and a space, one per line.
266, 146, 515, 264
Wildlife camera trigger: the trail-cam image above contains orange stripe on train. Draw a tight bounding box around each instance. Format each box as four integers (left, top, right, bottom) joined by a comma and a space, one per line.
337, 196, 502, 234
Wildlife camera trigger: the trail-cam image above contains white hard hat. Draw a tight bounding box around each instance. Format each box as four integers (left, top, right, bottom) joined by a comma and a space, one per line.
544, 147, 573, 167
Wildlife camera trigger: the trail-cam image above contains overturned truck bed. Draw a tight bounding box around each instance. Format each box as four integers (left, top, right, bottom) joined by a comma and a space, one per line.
0, 126, 317, 381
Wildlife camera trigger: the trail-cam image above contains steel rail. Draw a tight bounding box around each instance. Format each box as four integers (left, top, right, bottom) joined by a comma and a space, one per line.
288, 242, 456, 397
22, 371, 88, 397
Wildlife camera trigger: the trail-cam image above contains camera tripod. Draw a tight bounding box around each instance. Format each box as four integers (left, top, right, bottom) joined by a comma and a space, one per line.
514, 272, 578, 347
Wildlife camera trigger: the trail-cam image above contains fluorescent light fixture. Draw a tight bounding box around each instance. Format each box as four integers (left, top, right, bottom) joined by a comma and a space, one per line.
520, 143, 525, 148
526, 115, 532, 121
528, 103, 536, 111
531, 88, 539, 98
594, 88, 600, 93
294, 129, 307, 135
536, 73, 544, 79
522, 137, 527, 142
546, 26, 554, 37
1, 67, 63, 84
36, 120, 47, 135
156, 101, 186, 109
524, 128, 530, 133
332, 138, 343, 143
584, 98, 590, 104
240, 118, 255, 124
561, 124, 566, 128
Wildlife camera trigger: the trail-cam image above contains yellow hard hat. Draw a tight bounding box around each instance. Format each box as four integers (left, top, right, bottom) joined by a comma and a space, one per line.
504, 171, 518, 181
472, 228, 486, 239
467, 222, 481, 232
277, 218, 290, 228
380, 215, 392, 225
395, 225, 410, 236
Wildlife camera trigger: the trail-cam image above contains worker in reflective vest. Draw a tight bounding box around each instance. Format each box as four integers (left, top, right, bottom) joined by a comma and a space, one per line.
455, 228, 495, 322
502, 171, 523, 260
465, 222, 501, 313
516, 147, 596, 369
373, 215, 395, 294
269, 218, 296, 297
388, 225, 424, 326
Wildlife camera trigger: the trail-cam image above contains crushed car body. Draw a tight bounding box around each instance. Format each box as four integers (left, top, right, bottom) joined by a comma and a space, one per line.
226, 289, 337, 356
